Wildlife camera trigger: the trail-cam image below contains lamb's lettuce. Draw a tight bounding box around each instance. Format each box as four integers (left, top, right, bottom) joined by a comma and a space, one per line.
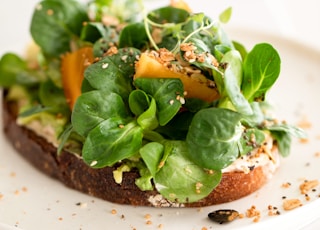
30, 0, 89, 58
242, 43, 281, 101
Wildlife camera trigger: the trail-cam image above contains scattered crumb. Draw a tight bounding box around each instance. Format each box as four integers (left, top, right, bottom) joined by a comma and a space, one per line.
267, 205, 281, 216
58, 217, 63, 221
10, 172, 16, 177
297, 117, 312, 129
281, 182, 292, 188
283, 199, 303, 211
304, 194, 311, 201
300, 180, 319, 194
22, 186, 28, 192
201, 227, 208, 230
246, 205, 261, 222
144, 213, 152, 225
0, 194, 3, 200
299, 138, 309, 144
14, 190, 20, 195
253, 216, 260, 223
315, 152, 320, 157
158, 224, 164, 229
111, 209, 117, 215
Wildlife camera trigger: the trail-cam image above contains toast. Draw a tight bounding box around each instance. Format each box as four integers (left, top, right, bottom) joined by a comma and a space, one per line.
2, 93, 279, 207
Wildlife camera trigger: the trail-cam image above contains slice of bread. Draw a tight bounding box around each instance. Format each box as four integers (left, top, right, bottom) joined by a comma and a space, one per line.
2, 96, 279, 207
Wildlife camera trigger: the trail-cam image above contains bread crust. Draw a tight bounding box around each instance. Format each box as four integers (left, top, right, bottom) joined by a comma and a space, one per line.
2, 95, 277, 207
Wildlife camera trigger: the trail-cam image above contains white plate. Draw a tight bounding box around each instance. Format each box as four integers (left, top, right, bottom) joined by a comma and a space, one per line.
1, 2, 320, 230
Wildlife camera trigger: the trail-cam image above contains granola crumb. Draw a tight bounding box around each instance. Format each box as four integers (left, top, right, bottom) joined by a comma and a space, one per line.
144, 214, 151, 219
253, 216, 260, 223
281, 182, 292, 188
300, 180, 319, 194
267, 205, 281, 216
305, 194, 311, 201
246, 205, 260, 222
297, 117, 312, 129
283, 199, 303, 211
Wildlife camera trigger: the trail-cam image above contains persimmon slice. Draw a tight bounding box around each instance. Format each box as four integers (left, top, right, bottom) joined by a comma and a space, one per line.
61, 47, 94, 109
134, 53, 219, 103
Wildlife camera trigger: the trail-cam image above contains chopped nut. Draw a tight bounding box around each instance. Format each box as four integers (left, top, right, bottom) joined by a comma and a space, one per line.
144, 214, 151, 219
246, 205, 260, 218
283, 199, 302, 211
281, 182, 292, 188
297, 117, 312, 129
300, 180, 319, 194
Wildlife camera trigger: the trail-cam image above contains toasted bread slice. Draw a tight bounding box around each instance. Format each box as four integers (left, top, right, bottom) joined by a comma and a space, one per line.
2, 95, 279, 207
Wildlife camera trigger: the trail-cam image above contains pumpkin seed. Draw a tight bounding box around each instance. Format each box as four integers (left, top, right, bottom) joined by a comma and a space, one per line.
208, 209, 239, 224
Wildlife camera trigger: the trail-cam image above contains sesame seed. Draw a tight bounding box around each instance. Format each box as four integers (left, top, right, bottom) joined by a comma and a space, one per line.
184, 167, 192, 174
169, 99, 174, 105
102, 63, 109, 69
90, 161, 98, 167
121, 55, 128, 62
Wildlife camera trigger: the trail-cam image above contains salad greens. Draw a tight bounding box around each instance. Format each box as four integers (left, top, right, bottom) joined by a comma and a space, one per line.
0, 0, 306, 204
